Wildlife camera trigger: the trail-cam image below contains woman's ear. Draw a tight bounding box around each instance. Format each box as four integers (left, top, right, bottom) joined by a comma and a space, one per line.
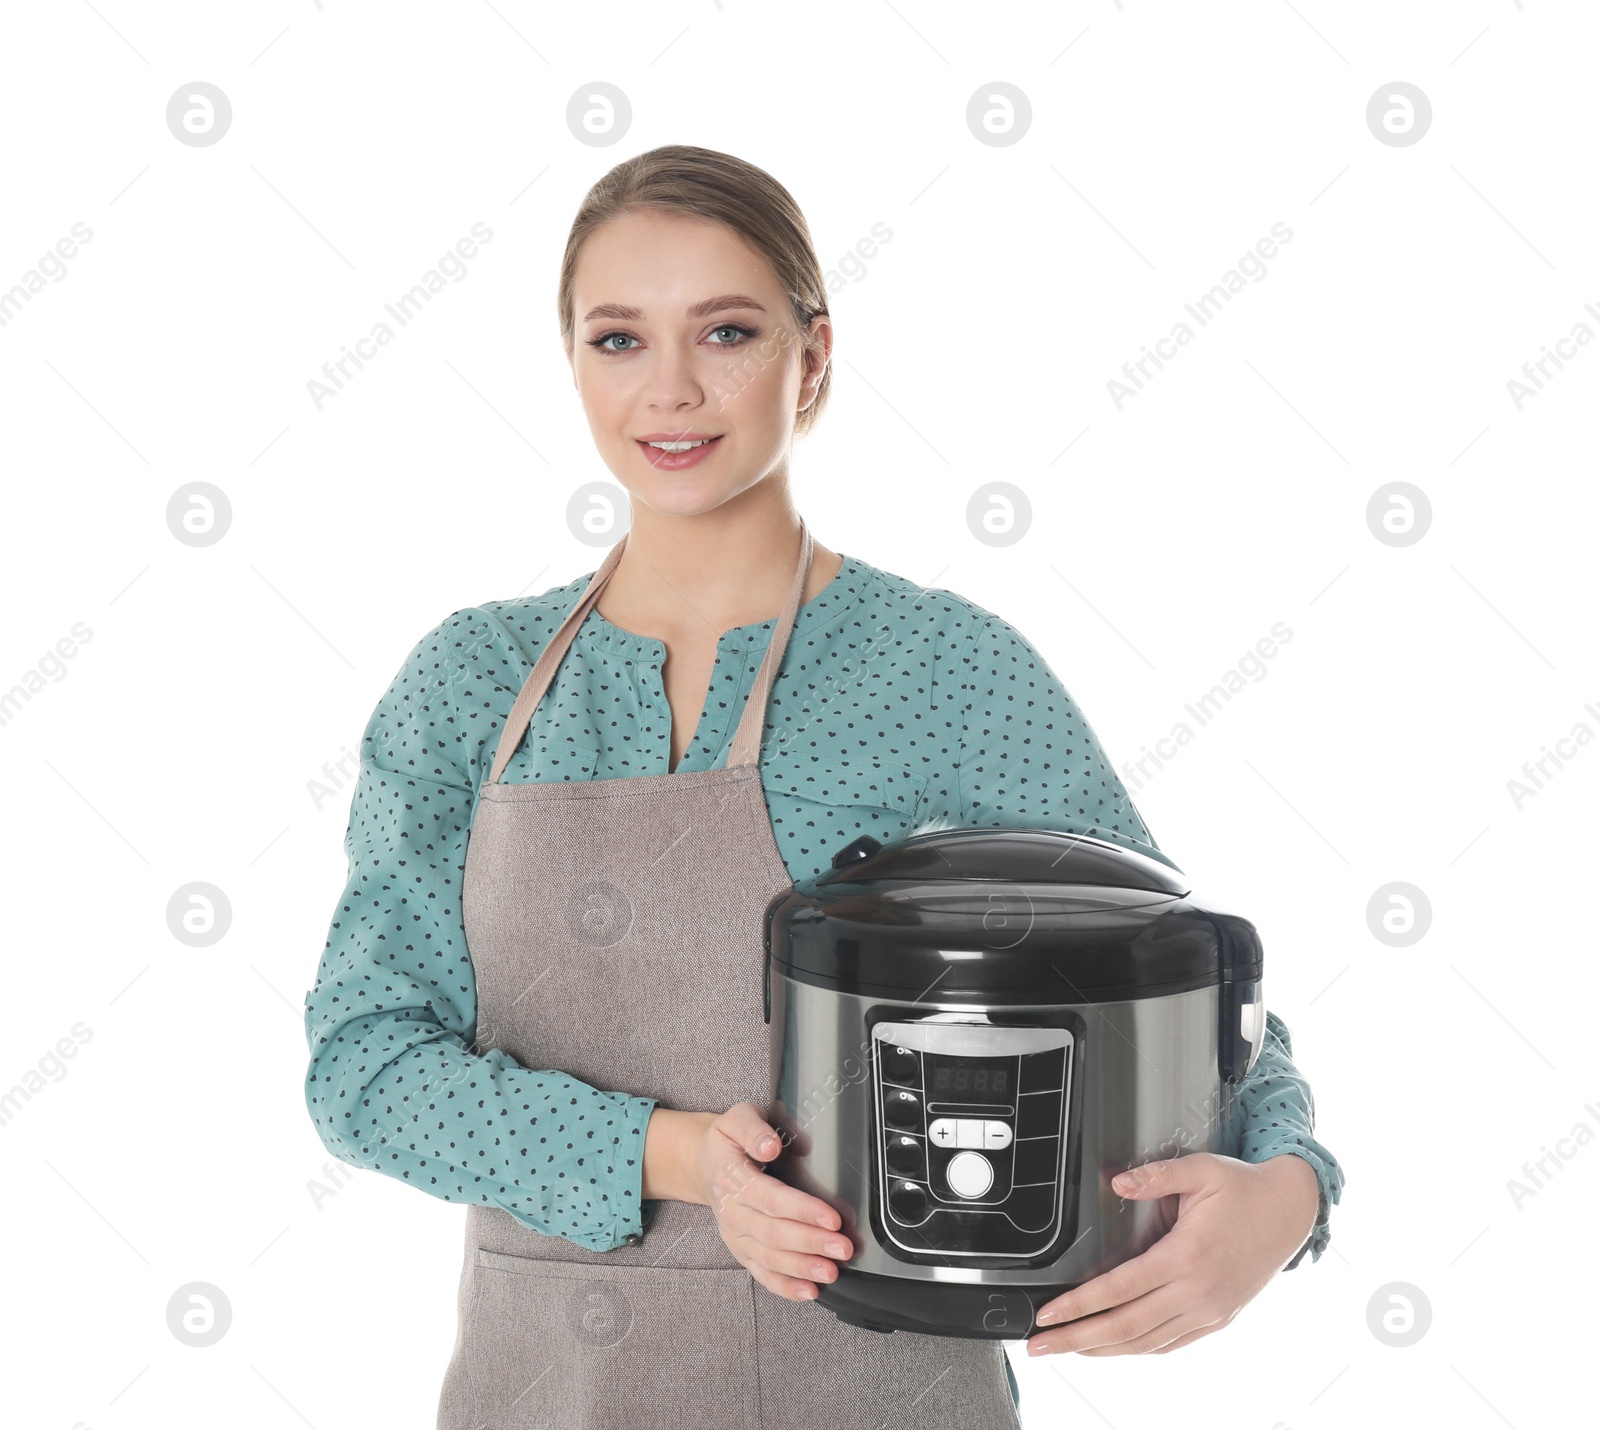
799, 315, 832, 406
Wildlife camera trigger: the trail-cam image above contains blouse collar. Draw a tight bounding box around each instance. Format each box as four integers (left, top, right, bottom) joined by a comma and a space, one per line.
574, 552, 871, 658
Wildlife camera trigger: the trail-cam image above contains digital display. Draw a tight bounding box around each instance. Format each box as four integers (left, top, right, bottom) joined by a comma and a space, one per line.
932, 1063, 1009, 1095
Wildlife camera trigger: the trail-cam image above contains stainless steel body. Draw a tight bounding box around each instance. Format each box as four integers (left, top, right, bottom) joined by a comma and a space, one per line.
770, 978, 1234, 1312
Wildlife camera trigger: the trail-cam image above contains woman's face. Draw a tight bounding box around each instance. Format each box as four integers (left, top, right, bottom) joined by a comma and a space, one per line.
567, 208, 829, 519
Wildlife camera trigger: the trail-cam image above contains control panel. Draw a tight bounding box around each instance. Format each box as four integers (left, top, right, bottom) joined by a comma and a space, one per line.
872, 1020, 1073, 1258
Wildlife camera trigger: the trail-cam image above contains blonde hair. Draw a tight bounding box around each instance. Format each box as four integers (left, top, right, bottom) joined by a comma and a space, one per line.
558, 145, 832, 437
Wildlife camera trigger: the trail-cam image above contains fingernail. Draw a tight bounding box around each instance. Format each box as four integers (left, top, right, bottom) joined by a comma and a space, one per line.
760, 1136, 779, 1154
1028, 1340, 1049, 1356
1036, 1309, 1060, 1325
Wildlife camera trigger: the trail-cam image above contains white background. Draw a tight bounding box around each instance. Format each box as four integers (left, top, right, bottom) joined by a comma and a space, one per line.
1, 2, 1594, 1426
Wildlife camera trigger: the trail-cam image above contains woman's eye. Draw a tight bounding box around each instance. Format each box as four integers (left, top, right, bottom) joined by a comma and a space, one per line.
586, 324, 757, 355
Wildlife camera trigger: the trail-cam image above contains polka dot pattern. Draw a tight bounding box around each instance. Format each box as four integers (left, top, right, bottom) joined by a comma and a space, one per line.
302, 551, 1342, 1264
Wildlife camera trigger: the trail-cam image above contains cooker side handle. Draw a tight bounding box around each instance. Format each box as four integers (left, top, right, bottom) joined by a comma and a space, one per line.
1209, 911, 1265, 1085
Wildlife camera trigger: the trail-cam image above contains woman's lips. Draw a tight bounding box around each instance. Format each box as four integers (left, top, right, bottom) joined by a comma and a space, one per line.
637, 435, 723, 470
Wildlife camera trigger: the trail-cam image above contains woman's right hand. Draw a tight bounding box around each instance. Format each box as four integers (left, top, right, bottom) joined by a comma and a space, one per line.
688, 1102, 855, 1303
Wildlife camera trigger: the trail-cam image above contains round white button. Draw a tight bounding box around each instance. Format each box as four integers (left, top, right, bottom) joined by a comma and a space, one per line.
946, 1150, 994, 1199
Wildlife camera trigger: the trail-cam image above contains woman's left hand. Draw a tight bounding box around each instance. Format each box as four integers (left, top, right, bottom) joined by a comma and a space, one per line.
1026, 1152, 1320, 1358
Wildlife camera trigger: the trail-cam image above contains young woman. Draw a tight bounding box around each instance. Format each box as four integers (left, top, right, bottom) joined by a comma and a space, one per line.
303, 145, 1345, 1429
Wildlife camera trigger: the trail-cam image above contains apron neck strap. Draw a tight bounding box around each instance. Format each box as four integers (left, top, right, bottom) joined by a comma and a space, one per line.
486, 523, 815, 785
729, 521, 813, 769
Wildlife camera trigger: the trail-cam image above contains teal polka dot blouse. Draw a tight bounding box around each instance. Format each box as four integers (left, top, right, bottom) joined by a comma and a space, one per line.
302, 551, 1344, 1267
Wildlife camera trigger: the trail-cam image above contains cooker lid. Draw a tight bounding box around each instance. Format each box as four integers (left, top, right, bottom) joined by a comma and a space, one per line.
821, 827, 1190, 898
767, 827, 1257, 1004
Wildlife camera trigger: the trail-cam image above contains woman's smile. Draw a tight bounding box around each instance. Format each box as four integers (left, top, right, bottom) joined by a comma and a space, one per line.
636, 433, 724, 469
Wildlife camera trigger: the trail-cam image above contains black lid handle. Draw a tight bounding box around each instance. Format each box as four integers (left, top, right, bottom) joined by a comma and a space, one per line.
831, 834, 882, 870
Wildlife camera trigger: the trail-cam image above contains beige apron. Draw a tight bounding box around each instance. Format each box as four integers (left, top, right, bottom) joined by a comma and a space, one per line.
436, 523, 1022, 1430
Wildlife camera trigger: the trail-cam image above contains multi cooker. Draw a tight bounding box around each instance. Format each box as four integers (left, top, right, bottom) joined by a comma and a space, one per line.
763, 825, 1265, 1339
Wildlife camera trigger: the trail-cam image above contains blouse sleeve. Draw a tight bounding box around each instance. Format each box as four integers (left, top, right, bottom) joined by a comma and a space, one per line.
950, 609, 1344, 1268
301, 609, 657, 1253
1233, 1010, 1345, 1269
